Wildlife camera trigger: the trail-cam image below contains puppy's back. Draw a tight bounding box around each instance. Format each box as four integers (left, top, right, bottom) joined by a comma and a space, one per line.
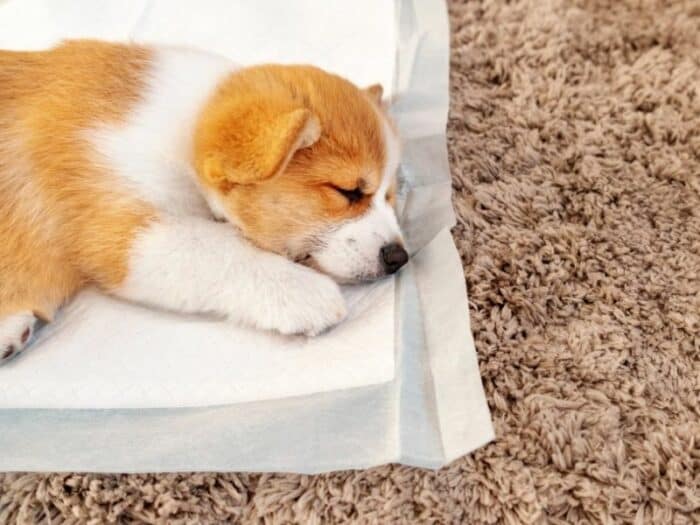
0, 41, 156, 318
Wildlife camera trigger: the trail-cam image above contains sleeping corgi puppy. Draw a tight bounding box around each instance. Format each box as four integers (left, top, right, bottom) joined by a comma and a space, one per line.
0, 40, 408, 363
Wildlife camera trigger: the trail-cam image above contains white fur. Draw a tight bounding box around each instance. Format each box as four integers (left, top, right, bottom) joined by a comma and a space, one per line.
89, 47, 236, 218
89, 47, 349, 335
87, 46, 399, 333
117, 217, 347, 336
0, 311, 37, 363
310, 116, 403, 281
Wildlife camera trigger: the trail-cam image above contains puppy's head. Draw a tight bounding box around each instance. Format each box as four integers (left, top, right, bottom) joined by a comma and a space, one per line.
194, 65, 407, 283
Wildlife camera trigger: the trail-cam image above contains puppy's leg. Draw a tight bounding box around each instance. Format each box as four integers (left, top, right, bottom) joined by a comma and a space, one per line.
0, 221, 82, 365
107, 216, 347, 335
0, 312, 39, 363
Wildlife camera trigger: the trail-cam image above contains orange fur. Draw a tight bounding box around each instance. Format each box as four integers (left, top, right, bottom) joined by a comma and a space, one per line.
0, 41, 156, 319
194, 65, 390, 255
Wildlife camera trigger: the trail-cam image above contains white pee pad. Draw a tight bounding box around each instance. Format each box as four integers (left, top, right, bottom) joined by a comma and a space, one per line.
0, 0, 397, 409
0, 284, 395, 409
0, 0, 495, 473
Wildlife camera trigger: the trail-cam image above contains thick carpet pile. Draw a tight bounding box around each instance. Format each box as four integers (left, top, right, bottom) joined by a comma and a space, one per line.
1, 1, 699, 523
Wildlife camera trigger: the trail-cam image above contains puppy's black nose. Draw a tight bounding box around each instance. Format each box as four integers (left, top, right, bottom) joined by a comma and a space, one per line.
380, 243, 409, 274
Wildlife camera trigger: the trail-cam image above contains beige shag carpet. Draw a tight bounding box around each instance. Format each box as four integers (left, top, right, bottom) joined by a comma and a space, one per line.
2, 1, 699, 523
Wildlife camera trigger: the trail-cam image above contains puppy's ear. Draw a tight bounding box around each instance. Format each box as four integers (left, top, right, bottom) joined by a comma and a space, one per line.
363, 83, 384, 105
197, 97, 321, 189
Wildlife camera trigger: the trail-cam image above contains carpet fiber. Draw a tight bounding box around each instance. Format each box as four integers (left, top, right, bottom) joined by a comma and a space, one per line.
2, 1, 699, 523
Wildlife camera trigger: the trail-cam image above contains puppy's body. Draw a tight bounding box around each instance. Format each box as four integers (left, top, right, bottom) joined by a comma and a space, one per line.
0, 40, 405, 363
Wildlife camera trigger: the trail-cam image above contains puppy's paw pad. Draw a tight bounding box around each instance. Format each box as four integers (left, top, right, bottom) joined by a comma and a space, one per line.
0, 311, 37, 364
2, 345, 16, 360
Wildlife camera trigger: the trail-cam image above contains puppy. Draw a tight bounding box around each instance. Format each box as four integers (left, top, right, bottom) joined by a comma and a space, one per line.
0, 40, 407, 363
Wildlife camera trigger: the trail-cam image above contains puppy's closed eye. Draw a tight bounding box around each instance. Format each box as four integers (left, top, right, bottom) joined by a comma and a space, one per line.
333, 186, 364, 203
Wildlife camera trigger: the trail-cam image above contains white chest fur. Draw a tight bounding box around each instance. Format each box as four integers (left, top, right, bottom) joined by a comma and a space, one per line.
88, 47, 236, 217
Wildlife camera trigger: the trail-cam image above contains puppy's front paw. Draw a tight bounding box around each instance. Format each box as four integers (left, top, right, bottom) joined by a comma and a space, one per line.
0, 311, 38, 365
253, 265, 347, 336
